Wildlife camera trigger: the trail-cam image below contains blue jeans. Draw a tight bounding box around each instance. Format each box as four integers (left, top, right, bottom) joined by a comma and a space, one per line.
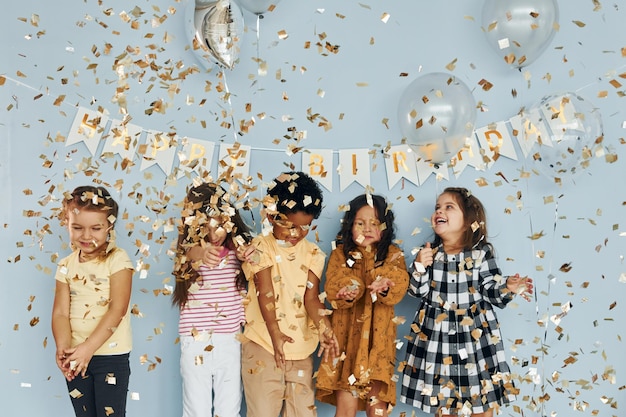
66, 353, 131, 417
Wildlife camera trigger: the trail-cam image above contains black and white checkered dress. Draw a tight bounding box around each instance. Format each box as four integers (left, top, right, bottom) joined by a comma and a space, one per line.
401, 243, 517, 415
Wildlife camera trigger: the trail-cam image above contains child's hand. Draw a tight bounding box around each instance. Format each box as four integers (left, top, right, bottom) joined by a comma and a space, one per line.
62, 343, 95, 378
415, 242, 434, 268
236, 244, 259, 264
368, 277, 394, 296
336, 285, 359, 301
56, 349, 75, 382
317, 328, 340, 363
268, 328, 294, 369
507, 274, 533, 301
201, 244, 227, 268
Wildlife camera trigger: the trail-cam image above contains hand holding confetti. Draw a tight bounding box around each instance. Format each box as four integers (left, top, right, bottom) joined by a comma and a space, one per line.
506, 274, 533, 302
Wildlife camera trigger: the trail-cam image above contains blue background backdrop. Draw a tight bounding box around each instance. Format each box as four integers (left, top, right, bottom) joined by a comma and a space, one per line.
1, 1, 624, 416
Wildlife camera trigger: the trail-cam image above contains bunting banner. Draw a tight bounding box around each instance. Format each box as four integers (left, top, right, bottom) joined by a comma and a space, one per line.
63, 98, 597, 191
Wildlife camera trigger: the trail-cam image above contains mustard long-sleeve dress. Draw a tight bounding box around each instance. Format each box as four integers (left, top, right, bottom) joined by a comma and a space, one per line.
316, 244, 409, 410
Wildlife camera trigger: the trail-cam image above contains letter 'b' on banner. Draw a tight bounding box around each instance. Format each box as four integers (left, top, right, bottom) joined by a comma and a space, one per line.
303, 149, 333, 191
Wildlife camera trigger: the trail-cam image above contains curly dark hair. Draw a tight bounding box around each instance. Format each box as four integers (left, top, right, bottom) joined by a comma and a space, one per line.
337, 194, 396, 265
172, 182, 251, 308
432, 187, 490, 251
267, 171, 323, 219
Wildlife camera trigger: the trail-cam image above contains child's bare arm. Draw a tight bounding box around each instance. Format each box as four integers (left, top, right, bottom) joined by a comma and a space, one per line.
253, 267, 294, 368
304, 270, 340, 362
51, 280, 74, 381
63, 267, 132, 378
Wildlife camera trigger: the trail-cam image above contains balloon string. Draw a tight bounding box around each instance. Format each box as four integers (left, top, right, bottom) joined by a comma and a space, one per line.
221, 70, 238, 142
524, 175, 561, 416
527, 209, 548, 417
576, 62, 626, 94
256, 15, 261, 74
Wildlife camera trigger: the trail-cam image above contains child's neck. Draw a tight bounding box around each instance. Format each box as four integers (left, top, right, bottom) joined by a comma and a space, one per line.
441, 240, 463, 254
79, 249, 104, 262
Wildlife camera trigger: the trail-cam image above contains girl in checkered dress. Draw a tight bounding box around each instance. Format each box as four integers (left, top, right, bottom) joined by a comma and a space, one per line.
400, 187, 533, 417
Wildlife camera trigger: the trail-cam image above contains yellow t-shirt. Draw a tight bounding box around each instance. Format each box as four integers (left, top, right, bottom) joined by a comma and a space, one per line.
55, 248, 134, 356
242, 234, 326, 360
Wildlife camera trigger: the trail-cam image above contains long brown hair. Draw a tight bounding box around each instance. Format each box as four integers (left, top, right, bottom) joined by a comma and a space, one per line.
336, 194, 396, 265
432, 187, 491, 251
59, 185, 120, 260
171, 182, 251, 308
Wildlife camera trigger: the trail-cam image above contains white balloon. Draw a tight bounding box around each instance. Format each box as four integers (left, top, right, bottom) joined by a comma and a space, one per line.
186, 0, 244, 70
482, 0, 559, 68
397, 73, 477, 165
522, 92, 603, 184
235, 0, 281, 15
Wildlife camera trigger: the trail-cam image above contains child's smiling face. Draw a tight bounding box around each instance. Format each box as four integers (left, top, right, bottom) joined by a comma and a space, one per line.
431, 192, 465, 243
204, 216, 228, 247
67, 207, 110, 259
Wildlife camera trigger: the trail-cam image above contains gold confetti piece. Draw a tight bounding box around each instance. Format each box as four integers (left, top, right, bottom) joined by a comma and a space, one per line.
69, 388, 83, 398
478, 78, 493, 91
474, 177, 488, 187
572, 20, 586, 27
559, 263, 572, 273
527, 230, 545, 240
445, 58, 457, 71
460, 316, 473, 326
471, 328, 483, 340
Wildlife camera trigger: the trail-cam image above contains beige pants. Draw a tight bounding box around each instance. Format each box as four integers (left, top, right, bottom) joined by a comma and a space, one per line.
241, 340, 316, 417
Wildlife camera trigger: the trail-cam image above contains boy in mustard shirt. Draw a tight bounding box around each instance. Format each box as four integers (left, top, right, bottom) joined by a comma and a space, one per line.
241, 171, 339, 417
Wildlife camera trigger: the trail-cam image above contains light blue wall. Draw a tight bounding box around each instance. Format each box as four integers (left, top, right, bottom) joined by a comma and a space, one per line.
1, 1, 624, 416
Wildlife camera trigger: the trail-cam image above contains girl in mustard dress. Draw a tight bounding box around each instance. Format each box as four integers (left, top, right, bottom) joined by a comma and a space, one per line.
316, 194, 409, 417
